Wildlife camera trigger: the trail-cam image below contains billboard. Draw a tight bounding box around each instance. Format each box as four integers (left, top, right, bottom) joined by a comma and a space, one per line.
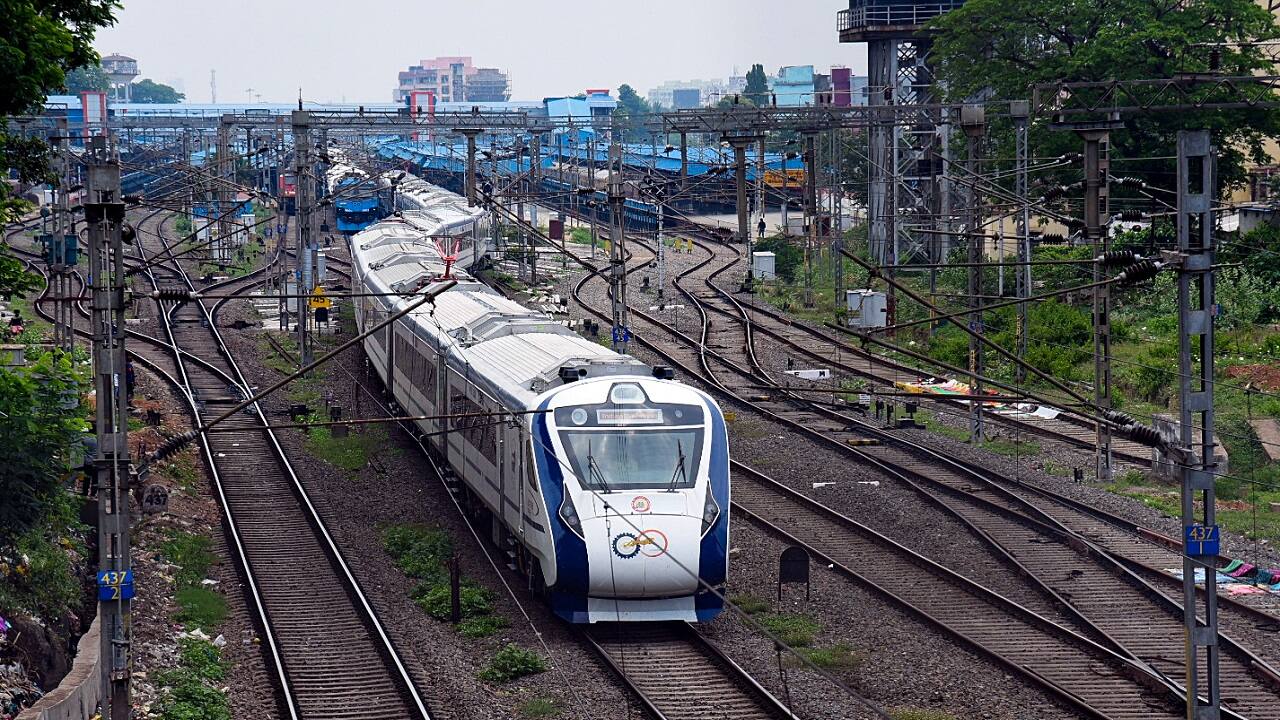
81, 91, 108, 138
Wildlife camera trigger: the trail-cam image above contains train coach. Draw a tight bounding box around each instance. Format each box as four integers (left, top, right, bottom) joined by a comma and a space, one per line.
349, 184, 730, 623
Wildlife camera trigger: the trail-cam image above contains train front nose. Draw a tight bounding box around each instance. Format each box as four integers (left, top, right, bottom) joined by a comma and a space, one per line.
584, 515, 702, 597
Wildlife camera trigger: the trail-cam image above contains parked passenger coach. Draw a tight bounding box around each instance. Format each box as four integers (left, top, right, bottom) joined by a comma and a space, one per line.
349, 186, 729, 623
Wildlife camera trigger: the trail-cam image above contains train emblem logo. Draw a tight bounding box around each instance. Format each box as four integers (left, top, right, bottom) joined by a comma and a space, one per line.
631, 495, 651, 513
611, 529, 669, 559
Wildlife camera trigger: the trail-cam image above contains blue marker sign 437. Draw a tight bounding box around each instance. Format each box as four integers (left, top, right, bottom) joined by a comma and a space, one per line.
97, 569, 135, 601
1184, 524, 1220, 557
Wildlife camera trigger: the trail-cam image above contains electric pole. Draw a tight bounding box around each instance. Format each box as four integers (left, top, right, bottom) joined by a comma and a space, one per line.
803, 131, 818, 308
961, 105, 986, 444
1012, 101, 1031, 385
607, 142, 630, 353
86, 134, 133, 720
462, 129, 480, 206
728, 135, 757, 290
216, 118, 232, 266
45, 118, 76, 354
1081, 125, 1115, 483
1176, 129, 1222, 720
292, 110, 314, 366
530, 130, 541, 284
655, 182, 666, 300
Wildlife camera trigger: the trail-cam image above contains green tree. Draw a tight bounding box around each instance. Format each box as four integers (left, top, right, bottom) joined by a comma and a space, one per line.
614, 83, 652, 141
0, 0, 120, 227
1, 0, 120, 114
716, 95, 756, 109
744, 64, 770, 105
0, 352, 87, 546
131, 77, 184, 103
63, 63, 110, 92
930, 0, 1280, 191
617, 83, 650, 116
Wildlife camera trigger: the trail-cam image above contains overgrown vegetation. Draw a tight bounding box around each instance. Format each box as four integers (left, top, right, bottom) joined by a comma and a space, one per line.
520, 697, 559, 718
794, 643, 863, 670
730, 593, 771, 614
163, 530, 226, 632
155, 637, 231, 720
303, 420, 385, 472
756, 220, 1280, 539
381, 524, 508, 637
759, 613, 821, 647
478, 643, 548, 683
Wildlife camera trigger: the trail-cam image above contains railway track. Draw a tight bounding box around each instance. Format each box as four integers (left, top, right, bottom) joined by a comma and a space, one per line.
729, 462, 1182, 720
662, 223, 1153, 466
135, 211, 433, 719
278, 232, 799, 720
584, 622, 796, 720
8, 210, 435, 719
556, 230, 1280, 718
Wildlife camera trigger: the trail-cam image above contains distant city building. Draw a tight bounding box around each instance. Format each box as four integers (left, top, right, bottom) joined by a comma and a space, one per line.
394, 56, 510, 104
466, 67, 511, 102
770, 65, 816, 106
101, 54, 139, 102
818, 66, 868, 106
671, 88, 701, 109
544, 89, 617, 140
647, 75, 745, 108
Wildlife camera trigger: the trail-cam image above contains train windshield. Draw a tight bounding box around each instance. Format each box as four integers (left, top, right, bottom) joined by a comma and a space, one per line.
558, 429, 703, 492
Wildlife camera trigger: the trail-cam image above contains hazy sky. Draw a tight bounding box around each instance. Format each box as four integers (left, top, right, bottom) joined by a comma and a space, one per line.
92, 0, 867, 104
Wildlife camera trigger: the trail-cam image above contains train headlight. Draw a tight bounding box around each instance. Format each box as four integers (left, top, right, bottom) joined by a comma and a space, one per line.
559, 491, 585, 539
701, 488, 720, 536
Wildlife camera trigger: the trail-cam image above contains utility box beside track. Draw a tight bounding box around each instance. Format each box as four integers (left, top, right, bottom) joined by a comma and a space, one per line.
751, 252, 775, 281
846, 289, 887, 329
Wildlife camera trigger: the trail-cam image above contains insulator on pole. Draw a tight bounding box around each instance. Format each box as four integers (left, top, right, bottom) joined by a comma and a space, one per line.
1117, 209, 1145, 221
1115, 259, 1163, 286
1103, 409, 1136, 426
150, 288, 194, 301
1041, 184, 1069, 201
1113, 176, 1146, 189
143, 429, 199, 468
1098, 249, 1139, 267
1127, 423, 1164, 447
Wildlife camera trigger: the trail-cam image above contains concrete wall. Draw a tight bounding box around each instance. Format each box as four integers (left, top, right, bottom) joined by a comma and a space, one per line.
16, 617, 100, 720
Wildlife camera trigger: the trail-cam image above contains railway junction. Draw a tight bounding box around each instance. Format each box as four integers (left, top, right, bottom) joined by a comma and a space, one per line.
5, 2, 1280, 720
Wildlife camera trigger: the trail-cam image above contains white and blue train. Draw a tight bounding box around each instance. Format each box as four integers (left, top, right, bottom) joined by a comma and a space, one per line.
349, 182, 730, 623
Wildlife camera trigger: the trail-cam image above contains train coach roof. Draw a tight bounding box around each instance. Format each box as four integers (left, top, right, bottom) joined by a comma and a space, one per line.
462, 331, 644, 403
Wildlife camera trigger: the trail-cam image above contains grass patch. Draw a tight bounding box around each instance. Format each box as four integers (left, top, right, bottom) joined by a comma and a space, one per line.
161, 532, 217, 587
730, 593, 771, 614
128, 416, 145, 431
304, 423, 384, 472
174, 586, 227, 631
382, 524, 509, 635
382, 524, 453, 582
759, 613, 820, 647
162, 451, 201, 491
415, 583, 496, 620
980, 437, 1041, 457
794, 643, 863, 670
913, 410, 972, 443
1041, 460, 1073, 477
478, 643, 547, 683
458, 614, 509, 638
520, 698, 559, 718
155, 637, 230, 720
